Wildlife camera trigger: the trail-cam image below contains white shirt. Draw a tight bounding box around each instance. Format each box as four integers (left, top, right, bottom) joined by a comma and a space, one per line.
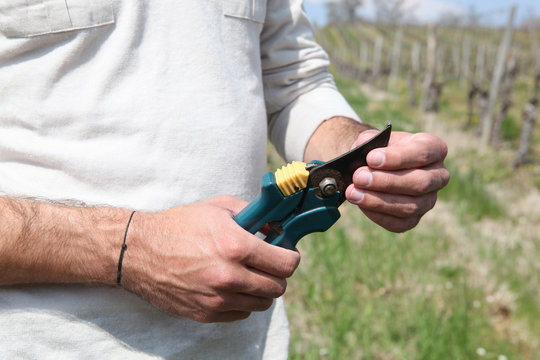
0, 0, 358, 358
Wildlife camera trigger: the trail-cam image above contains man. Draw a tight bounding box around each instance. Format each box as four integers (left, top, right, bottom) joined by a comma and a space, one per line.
0, 0, 449, 358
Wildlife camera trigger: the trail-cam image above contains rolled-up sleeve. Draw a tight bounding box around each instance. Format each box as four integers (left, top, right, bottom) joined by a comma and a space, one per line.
262, 0, 360, 162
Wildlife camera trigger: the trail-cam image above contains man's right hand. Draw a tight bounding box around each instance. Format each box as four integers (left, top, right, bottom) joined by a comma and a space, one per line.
121, 195, 301, 323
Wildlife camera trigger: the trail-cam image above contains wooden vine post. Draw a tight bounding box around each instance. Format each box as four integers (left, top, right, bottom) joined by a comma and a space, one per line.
452, 44, 460, 79
491, 50, 518, 146
529, 21, 540, 96
514, 99, 538, 168
461, 36, 471, 86
388, 28, 403, 90
481, 6, 516, 145
467, 84, 480, 126
421, 23, 441, 113
514, 21, 540, 167
475, 43, 486, 85
466, 43, 486, 126
408, 42, 420, 106
372, 36, 383, 86
360, 41, 369, 81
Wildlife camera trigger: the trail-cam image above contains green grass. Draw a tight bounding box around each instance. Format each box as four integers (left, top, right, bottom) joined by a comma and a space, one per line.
286, 217, 521, 360
535, 176, 540, 190
438, 159, 505, 220
500, 115, 521, 142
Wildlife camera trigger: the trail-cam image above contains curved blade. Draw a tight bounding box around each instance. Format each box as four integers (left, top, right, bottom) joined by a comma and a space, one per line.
308, 123, 392, 206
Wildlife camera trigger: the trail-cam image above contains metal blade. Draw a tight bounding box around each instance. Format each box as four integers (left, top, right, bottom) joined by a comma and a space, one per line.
308, 123, 392, 206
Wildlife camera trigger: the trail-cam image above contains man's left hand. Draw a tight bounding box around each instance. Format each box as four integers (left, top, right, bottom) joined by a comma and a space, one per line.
345, 130, 450, 232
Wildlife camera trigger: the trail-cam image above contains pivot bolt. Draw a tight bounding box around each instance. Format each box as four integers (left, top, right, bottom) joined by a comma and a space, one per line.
319, 178, 338, 197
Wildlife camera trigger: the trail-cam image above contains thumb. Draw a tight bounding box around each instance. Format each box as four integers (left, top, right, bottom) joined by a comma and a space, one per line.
351, 129, 380, 150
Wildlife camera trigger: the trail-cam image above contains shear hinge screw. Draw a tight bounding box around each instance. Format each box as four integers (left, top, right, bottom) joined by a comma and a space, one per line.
319, 178, 338, 197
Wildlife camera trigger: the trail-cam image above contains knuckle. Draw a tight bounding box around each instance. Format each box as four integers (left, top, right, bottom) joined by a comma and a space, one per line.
403, 202, 421, 217
382, 214, 421, 233
441, 168, 451, 187
440, 141, 449, 159
404, 194, 436, 217
415, 133, 448, 162
282, 254, 300, 278
379, 173, 392, 189
413, 132, 437, 146
278, 281, 288, 297
406, 218, 421, 232
370, 197, 386, 212
414, 176, 433, 194
396, 217, 421, 233
271, 280, 288, 298
357, 130, 379, 144
207, 295, 227, 311
281, 264, 295, 279
256, 298, 275, 311
236, 311, 251, 321
193, 311, 216, 323
428, 193, 438, 211
417, 148, 433, 165
212, 268, 237, 289
222, 238, 249, 262
412, 133, 437, 162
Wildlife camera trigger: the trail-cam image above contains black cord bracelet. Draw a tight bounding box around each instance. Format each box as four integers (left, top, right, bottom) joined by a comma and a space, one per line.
117, 210, 136, 285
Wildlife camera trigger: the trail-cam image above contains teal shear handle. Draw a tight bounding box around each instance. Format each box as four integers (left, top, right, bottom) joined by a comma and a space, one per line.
234, 170, 340, 250
234, 123, 392, 250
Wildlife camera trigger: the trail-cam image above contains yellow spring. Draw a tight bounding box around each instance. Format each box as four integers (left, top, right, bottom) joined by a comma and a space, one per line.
274, 161, 309, 196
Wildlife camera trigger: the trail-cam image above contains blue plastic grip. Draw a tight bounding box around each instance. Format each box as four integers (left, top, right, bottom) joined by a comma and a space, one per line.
234, 173, 342, 250
234, 172, 303, 234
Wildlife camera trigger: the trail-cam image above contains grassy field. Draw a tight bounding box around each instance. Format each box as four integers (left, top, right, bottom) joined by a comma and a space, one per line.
281, 27, 540, 359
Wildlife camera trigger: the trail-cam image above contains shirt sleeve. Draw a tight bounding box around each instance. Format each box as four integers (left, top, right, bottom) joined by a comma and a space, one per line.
261, 0, 360, 162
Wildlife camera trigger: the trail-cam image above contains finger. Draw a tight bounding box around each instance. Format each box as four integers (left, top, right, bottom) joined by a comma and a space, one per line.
241, 235, 301, 279
221, 265, 289, 299
351, 164, 450, 196
213, 311, 252, 322
360, 208, 422, 233
242, 266, 288, 298
209, 293, 275, 313
214, 228, 299, 295
367, 133, 448, 170
209, 257, 288, 298
194, 310, 252, 323
346, 184, 438, 219
352, 129, 380, 149
217, 195, 301, 277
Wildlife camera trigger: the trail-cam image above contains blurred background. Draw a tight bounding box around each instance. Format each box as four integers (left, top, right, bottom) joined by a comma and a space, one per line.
280, 1, 540, 359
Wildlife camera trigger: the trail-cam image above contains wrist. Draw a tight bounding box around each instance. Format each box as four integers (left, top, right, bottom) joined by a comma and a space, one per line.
304, 116, 375, 162
83, 206, 134, 286
116, 210, 136, 285
115, 210, 153, 294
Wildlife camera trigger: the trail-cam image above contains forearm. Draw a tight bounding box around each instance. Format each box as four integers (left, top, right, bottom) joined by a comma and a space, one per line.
303, 116, 374, 162
0, 196, 130, 286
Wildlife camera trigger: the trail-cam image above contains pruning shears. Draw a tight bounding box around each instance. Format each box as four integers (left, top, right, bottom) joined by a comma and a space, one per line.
234, 123, 392, 250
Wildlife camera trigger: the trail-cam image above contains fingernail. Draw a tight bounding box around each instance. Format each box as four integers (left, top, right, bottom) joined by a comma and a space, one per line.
369, 150, 386, 168
354, 171, 372, 187
348, 188, 364, 205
